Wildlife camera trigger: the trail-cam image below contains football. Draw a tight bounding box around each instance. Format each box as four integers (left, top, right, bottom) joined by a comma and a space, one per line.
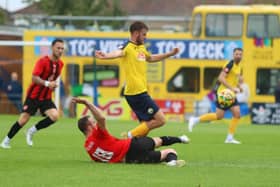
217, 88, 236, 108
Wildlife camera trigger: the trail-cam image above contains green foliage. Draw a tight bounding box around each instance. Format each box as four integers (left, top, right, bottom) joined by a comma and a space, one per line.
99, 0, 126, 30
1, 115, 280, 186
248, 0, 280, 4
24, 0, 126, 28
0, 10, 6, 24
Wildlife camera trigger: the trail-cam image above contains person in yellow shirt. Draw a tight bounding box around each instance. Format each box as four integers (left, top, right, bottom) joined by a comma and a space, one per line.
188, 48, 243, 144
95, 21, 179, 138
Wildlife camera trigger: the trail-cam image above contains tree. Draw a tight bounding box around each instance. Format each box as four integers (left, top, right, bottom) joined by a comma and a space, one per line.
99, 0, 126, 29
0, 10, 6, 24
24, 0, 126, 29
246, 0, 280, 4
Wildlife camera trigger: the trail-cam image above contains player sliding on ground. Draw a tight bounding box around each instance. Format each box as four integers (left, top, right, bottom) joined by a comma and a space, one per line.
72, 97, 189, 167
95, 21, 179, 138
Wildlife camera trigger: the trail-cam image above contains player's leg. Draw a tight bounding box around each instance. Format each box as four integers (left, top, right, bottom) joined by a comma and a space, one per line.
126, 109, 165, 138
188, 107, 225, 132
0, 112, 31, 149
26, 100, 59, 146
0, 97, 38, 149
146, 109, 165, 129
125, 93, 162, 137
125, 137, 185, 166
225, 104, 241, 144
152, 135, 190, 148
125, 121, 150, 138
160, 149, 186, 167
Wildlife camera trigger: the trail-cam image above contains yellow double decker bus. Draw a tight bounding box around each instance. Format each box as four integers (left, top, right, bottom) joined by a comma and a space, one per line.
147, 5, 280, 114
23, 5, 280, 119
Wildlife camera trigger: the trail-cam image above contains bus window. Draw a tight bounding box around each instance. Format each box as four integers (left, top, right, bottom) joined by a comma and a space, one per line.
256, 68, 280, 95
192, 14, 202, 37
66, 64, 79, 85
206, 14, 243, 37
247, 14, 280, 38
167, 67, 200, 93
204, 68, 220, 89
83, 64, 119, 87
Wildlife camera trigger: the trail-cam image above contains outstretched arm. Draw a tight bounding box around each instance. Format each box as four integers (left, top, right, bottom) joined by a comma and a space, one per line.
95, 50, 124, 59
72, 97, 106, 129
147, 48, 179, 62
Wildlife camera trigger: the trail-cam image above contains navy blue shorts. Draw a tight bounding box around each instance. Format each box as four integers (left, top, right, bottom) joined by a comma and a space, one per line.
125, 92, 159, 121
22, 98, 57, 115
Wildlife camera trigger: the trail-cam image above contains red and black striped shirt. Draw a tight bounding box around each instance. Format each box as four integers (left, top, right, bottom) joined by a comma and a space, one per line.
26, 56, 64, 101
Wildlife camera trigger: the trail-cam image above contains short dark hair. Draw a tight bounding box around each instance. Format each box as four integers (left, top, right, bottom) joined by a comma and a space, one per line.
51, 38, 64, 46
233, 48, 243, 52
77, 115, 90, 134
129, 21, 148, 33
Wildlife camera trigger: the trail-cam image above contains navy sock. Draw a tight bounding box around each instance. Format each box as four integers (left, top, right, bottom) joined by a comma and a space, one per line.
160, 136, 181, 146
7, 121, 22, 139
35, 117, 55, 130
165, 152, 177, 162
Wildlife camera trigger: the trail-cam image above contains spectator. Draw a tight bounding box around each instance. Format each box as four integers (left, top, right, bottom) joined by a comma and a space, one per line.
275, 79, 280, 103
0, 79, 2, 91
0, 68, 4, 91
236, 76, 250, 104
5, 72, 23, 112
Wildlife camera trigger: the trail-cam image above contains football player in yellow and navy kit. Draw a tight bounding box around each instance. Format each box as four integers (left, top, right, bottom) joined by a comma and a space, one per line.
95, 21, 179, 138
188, 48, 243, 144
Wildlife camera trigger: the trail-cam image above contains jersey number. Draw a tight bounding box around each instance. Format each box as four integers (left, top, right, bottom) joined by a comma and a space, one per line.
93, 147, 114, 162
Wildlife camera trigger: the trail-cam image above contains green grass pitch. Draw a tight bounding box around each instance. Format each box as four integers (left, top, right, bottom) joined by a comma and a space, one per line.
1, 115, 280, 187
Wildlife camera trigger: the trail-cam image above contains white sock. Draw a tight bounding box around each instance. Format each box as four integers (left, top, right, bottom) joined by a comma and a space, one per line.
226, 134, 233, 140
166, 160, 177, 166
29, 126, 38, 134
194, 117, 200, 123
127, 132, 132, 138
3, 136, 10, 144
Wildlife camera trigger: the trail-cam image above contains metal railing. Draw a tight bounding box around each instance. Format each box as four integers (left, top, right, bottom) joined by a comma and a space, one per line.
13, 14, 190, 22
10, 15, 191, 32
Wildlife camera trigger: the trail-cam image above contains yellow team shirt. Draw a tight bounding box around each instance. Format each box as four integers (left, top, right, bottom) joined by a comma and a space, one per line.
218, 60, 242, 93
121, 42, 151, 95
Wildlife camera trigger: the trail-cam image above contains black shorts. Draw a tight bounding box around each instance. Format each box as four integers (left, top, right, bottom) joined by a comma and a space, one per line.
22, 98, 57, 115
125, 137, 161, 164
125, 92, 159, 121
